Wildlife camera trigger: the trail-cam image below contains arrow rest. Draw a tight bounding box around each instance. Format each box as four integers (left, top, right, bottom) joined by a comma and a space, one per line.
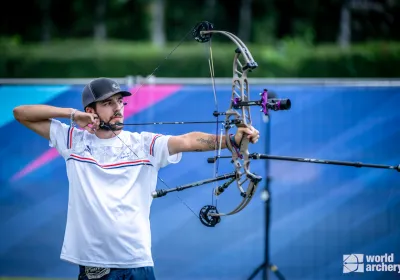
192, 21, 214, 43
199, 205, 221, 227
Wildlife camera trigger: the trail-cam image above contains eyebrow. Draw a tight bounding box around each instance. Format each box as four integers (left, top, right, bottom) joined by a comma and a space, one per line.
101, 96, 123, 103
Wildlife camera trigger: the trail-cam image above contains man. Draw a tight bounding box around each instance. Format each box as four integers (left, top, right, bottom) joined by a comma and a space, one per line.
13, 77, 260, 280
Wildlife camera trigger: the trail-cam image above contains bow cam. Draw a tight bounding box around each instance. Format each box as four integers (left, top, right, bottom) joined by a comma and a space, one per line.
192, 21, 214, 43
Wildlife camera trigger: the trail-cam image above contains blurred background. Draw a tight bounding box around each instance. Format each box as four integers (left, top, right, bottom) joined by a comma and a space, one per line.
1, 0, 400, 280
1, 0, 400, 78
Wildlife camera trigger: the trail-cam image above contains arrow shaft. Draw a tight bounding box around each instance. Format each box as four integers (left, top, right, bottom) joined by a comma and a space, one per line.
119, 121, 222, 126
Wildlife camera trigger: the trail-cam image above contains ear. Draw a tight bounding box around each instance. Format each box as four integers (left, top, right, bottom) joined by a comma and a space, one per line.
85, 106, 95, 114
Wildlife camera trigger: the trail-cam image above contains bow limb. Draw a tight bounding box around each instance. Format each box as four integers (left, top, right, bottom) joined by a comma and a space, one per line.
209, 178, 259, 217
200, 30, 258, 70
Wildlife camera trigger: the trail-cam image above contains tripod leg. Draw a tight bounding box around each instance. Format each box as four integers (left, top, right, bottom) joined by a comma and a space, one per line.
270, 264, 285, 280
247, 262, 286, 280
247, 262, 265, 280
247, 114, 287, 280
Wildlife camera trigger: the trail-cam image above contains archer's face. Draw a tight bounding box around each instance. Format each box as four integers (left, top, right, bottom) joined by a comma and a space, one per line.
96, 93, 125, 125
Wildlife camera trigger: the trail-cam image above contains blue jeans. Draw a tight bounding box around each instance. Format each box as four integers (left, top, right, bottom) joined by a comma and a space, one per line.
78, 266, 156, 280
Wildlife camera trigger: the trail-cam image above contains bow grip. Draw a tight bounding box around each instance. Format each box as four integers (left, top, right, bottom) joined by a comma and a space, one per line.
239, 134, 250, 162
235, 123, 250, 152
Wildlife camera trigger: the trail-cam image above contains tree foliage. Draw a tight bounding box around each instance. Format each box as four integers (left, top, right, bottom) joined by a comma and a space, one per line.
1, 0, 399, 45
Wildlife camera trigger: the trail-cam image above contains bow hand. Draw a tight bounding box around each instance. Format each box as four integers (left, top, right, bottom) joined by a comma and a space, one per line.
234, 126, 260, 145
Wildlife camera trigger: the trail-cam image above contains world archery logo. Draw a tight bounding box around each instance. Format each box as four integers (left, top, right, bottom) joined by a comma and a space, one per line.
343, 254, 364, 273
343, 253, 400, 274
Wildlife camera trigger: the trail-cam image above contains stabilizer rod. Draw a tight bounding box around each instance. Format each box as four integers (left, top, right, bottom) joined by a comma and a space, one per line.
152, 172, 237, 198
207, 154, 400, 172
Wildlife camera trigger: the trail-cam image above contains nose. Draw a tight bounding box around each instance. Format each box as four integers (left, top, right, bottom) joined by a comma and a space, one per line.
112, 102, 125, 115
112, 101, 125, 110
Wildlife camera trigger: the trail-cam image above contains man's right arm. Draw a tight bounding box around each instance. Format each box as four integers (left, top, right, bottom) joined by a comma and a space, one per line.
13, 105, 75, 140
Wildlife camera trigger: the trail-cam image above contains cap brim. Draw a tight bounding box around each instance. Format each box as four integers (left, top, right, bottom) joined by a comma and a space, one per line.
95, 90, 132, 102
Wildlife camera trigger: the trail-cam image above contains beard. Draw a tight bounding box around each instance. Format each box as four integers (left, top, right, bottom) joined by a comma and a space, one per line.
99, 112, 124, 131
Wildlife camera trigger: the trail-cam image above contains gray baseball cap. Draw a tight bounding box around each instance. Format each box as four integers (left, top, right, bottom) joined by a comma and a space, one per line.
82, 78, 132, 108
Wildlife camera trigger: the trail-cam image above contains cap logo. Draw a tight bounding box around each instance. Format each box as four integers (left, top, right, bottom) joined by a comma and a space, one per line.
112, 83, 120, 90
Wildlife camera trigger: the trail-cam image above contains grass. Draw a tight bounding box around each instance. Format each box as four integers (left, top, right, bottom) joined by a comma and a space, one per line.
1, 38, 399, 78
2, 37, 399, 62
1, 38, 258, 60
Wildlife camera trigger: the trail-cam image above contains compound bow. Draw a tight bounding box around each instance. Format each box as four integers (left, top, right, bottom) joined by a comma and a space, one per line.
146, 21, 291, 227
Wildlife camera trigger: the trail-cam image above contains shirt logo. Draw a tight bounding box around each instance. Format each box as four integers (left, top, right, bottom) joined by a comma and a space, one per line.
119, 150, 133, 159
84, 145, 92, 155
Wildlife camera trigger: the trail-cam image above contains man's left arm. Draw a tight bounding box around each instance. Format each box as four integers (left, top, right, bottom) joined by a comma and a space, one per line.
168, 127, 260, 155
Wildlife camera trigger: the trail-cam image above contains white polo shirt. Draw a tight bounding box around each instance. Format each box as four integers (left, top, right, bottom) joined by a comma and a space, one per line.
49, 119, 181, 268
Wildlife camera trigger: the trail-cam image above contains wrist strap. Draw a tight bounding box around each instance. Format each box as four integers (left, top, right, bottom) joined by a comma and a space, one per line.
228, 134, 243, 159
70, 109, 77, 127
230, 134, 239, 149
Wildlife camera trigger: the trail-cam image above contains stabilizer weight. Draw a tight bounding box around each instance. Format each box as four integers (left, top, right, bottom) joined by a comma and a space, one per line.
151, 189, 167, 198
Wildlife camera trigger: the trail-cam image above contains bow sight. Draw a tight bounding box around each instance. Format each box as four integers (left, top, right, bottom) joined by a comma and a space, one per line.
232, 88, 291, 116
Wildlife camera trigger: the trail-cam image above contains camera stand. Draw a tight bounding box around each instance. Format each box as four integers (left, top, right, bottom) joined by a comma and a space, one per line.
247, 175, 285, 280
247, 113, 286, 280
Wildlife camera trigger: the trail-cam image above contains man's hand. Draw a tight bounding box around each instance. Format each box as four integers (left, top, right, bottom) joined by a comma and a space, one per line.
74, 111, 100, 134
234, 125, 260, 145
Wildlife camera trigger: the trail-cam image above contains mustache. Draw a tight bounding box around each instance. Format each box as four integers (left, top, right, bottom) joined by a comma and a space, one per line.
112, 112, 123, 118
107, 112, 123, 123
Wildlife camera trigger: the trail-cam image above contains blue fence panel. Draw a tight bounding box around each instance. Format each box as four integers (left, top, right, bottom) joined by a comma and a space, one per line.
0, 83, 399, 280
